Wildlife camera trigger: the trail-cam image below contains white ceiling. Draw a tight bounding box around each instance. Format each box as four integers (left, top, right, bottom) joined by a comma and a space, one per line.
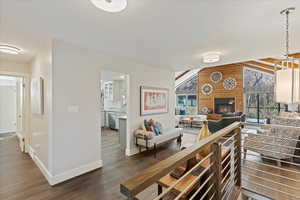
0, 0, 300, 71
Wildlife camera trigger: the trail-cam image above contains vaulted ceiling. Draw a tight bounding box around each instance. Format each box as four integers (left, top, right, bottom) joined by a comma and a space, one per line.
0, 0, 300, 71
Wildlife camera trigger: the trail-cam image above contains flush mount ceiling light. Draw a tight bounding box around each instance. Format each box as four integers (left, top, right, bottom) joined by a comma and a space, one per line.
90, 0, 127, 13
0, 45, 22, 55
202, 52, 221, 64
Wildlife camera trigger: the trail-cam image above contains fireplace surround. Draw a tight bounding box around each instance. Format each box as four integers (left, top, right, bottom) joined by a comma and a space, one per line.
214, 98, 235, 114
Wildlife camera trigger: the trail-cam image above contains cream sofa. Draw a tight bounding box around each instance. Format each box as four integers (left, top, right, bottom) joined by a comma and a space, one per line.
134, 125, 183, 157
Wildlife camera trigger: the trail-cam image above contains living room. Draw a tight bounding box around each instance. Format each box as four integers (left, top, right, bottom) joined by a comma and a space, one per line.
175, 61, 277, 133
1, 1, 300, 200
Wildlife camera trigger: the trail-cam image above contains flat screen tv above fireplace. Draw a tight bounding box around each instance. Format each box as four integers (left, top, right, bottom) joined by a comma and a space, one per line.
214, 98, 235, 114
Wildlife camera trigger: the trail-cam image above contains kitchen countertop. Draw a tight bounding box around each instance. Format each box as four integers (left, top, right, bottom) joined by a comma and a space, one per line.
102, 110, 127, 114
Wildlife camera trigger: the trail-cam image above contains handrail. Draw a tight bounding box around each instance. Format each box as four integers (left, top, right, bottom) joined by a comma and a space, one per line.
242, 121, 300, 130
242, 122, 300, 200
120, 122, 242, 198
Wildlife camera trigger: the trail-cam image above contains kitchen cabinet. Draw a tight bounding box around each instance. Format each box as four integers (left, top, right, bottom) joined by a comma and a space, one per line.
104, 81, 113, 100
113, 80, 126, 102
104, 80, 126, 102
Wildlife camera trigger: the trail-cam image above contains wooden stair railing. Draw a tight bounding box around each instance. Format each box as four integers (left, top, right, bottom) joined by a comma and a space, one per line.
120, 122, 242, 200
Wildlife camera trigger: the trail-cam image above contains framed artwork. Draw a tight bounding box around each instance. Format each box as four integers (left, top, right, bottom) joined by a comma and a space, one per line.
31, 77, 44, 115
210, 71, 223, 83
201, 83, 213, 95
140, 86, 169, 116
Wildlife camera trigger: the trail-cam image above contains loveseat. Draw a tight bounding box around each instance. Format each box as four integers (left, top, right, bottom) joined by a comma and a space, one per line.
134, 120, 182, 157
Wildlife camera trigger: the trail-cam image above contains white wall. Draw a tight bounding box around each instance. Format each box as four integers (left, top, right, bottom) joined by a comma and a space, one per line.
0, 85, 17, 133
0, 60, 31, 75
50, 40, 175, 181
30, 46, 52, 172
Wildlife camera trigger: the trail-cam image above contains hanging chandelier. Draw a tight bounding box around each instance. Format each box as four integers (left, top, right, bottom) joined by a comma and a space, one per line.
275, 7, 300, 104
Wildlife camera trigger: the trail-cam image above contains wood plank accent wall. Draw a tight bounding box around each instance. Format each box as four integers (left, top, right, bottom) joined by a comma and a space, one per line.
198, 64, 244, 113
198, 64, 274, 114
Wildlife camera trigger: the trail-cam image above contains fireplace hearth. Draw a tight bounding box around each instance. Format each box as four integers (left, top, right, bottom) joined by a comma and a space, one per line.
215, 98, 235, 114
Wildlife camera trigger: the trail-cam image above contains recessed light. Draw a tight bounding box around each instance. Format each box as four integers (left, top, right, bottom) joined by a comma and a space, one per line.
202, 52, 221, 64
90, 0, 127, 13
0, 45, 22, 55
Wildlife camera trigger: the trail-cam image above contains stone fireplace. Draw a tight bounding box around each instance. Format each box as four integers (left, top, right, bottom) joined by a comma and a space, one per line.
214, 98, 235, 114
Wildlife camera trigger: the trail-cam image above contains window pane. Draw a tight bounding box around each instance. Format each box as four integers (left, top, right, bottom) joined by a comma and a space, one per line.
187, 95, 197, 107
177, 95, 187, 107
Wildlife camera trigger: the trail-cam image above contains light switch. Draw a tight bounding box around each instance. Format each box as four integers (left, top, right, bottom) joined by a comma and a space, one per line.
68, 105, 79, 113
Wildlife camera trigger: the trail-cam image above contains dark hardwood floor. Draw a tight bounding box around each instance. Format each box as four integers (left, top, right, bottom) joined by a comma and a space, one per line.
0, 129, 195, 200
1, 129, 300, 200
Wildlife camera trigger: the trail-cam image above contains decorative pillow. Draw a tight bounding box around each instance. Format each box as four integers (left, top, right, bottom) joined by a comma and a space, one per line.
207, 114, 222, 120
155, 122, 163, 134
148, 119, 155, 126
144, 120, 152, 131
152, 125, 161, 135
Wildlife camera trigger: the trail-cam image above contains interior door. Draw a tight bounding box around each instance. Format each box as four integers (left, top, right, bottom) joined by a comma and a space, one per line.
16, 78, 25, 152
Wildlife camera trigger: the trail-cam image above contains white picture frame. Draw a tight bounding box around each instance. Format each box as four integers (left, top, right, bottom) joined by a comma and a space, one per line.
140, 86, 169, 116
31, 77, 44, 115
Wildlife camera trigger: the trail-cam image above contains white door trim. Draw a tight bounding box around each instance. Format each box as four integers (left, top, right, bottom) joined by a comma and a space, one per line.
0, 71, 30, 153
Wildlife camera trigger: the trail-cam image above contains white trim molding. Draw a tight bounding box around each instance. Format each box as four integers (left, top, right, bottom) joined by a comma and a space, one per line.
29, 146, 53, 184
51, 160, 103, 185
29, 145, 103, 186
126, 147, 140, 156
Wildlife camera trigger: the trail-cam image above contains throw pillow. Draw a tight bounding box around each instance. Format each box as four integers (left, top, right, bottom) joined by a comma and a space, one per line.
152, 125, 161, 135
207, 114, 222, 120
144, 120, 152, 131
155, 122, 163, 134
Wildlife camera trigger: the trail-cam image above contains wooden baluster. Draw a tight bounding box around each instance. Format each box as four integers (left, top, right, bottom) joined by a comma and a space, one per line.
211, 142, 222, 200
234, 128, 242, 187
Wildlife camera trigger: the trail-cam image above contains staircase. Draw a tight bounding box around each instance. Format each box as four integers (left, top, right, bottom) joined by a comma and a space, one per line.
120, 122, 300, 200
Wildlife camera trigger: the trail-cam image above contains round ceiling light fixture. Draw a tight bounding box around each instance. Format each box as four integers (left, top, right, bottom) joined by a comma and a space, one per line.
90, 0, 127, 13
0, 45, 22, 55
202, 52, 221, 64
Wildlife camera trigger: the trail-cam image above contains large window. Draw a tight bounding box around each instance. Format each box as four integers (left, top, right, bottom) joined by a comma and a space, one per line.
176, 94, 197, 107
244, 68, 276, 122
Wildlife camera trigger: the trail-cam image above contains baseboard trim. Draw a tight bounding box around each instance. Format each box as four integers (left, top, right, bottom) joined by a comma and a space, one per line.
126, 147, 139, 156
29, 146, 53, 184
29, 146, 103, 186
51, 160, 103, 185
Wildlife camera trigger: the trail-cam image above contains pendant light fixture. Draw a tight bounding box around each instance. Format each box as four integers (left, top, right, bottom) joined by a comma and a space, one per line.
90, 0, 127, 13
275, 7, 300, 104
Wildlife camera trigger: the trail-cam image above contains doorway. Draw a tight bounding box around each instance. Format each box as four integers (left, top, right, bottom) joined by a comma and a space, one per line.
100, 71, 129, 163
0, 75, 26, 152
